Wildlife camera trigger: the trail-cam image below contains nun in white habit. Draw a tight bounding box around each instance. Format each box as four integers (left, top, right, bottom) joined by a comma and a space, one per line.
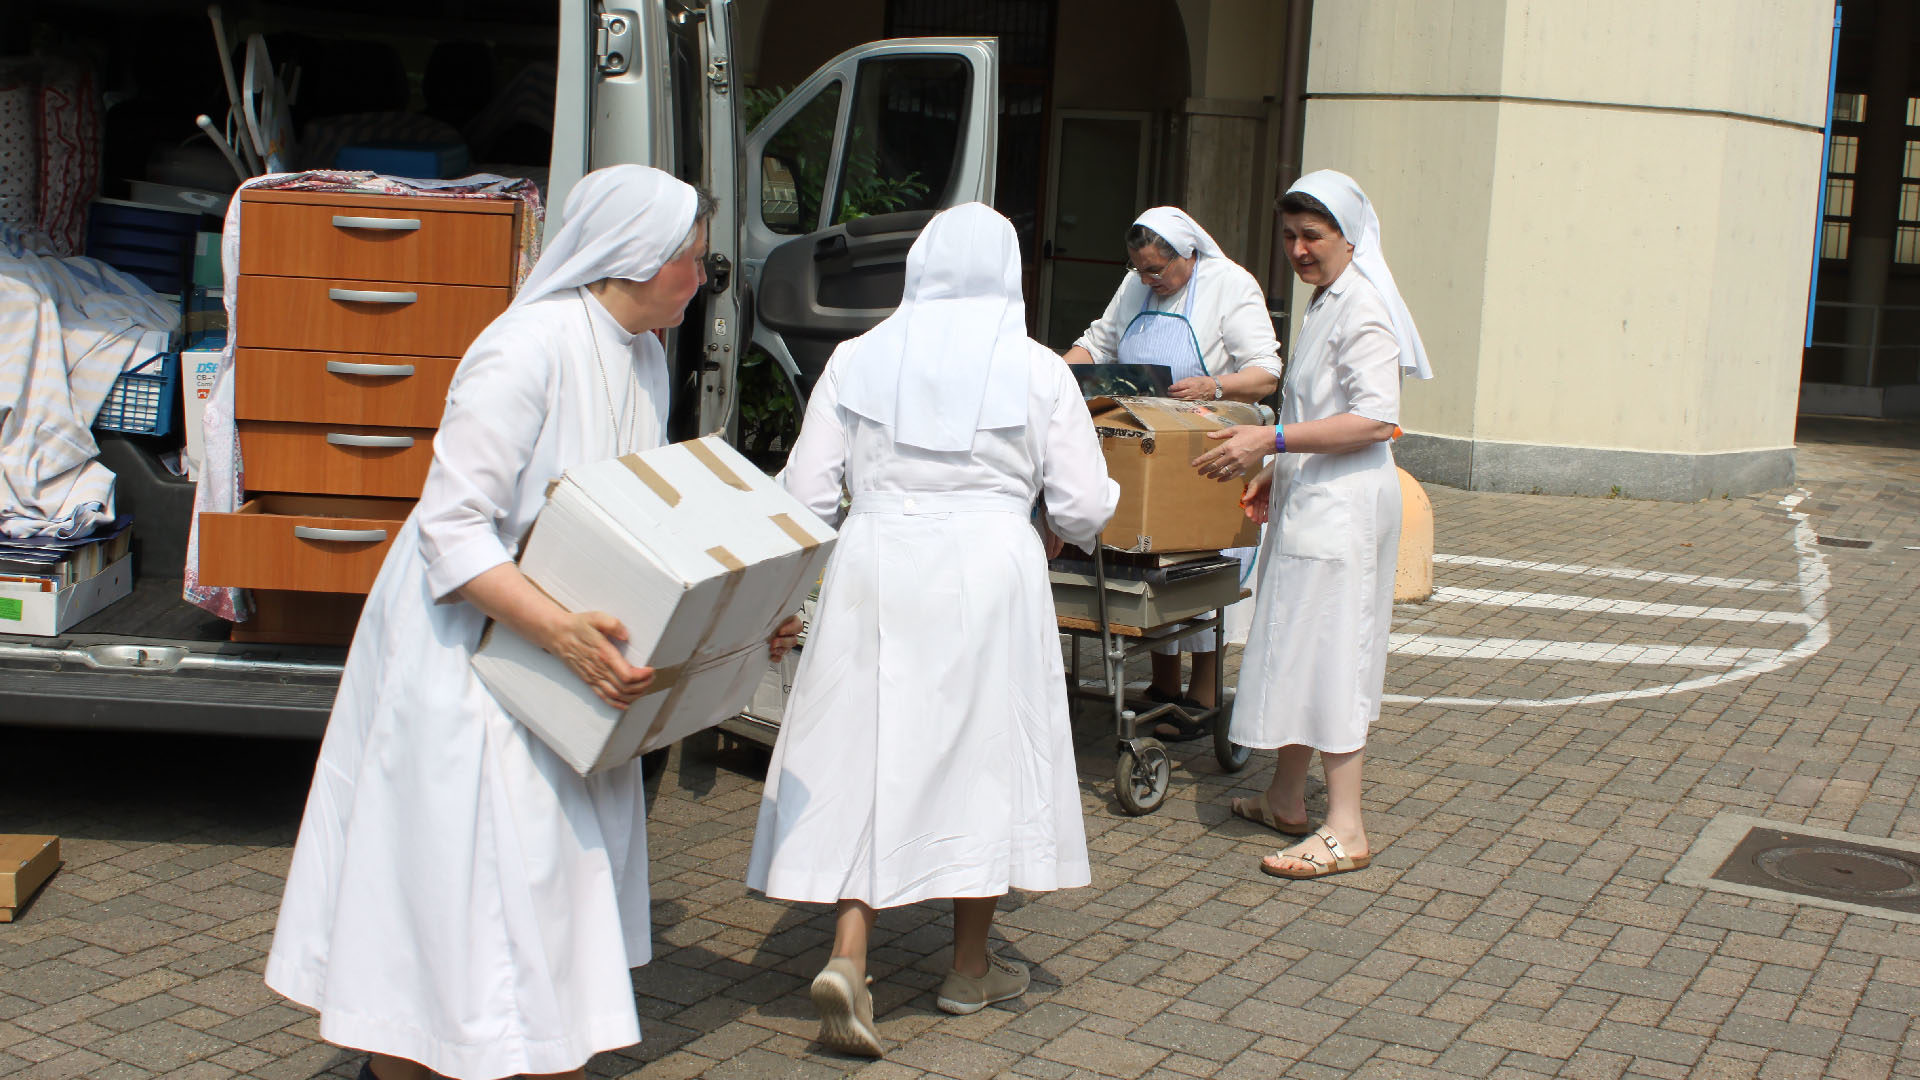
265, 166, 792, 1080
747, 202, 1117, 1057
1192, 169, 1431, 881
1064, 207, 1281, 733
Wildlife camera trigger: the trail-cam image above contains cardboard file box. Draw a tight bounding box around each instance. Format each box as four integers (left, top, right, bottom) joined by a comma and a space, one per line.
0, 835, 61, 921
180, 329, 225, 481
1090, 396, 1264, 553
473, 436, 836, 775
0, 557, 133, 636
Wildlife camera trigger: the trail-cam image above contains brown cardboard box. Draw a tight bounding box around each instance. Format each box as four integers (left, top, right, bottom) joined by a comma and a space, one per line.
0, 835, 60, 922
1090, 396, 1265, 553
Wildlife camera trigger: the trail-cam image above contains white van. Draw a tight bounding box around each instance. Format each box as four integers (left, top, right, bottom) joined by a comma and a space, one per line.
0, 0, 999, 744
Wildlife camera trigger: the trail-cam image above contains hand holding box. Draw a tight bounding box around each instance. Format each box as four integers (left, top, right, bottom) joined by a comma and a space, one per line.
472, 436, 837, 775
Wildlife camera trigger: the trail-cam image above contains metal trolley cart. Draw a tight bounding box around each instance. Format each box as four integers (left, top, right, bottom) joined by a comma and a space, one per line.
1053, 548, 1251, 815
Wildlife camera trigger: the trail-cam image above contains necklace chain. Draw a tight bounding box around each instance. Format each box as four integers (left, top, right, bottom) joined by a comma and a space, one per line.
580, 288, 641, 453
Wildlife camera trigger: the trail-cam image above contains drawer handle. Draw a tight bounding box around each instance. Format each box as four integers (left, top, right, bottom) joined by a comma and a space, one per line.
328, 288, 418, 304
326, 433, 415, 449
332, 215, 422, 231
325, 360, 416, 377
293, 526, 389, 543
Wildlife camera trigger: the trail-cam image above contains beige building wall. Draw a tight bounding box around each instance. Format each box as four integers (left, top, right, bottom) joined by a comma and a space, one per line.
1297, 0, 1834, 498
1167, 0, 1291, 288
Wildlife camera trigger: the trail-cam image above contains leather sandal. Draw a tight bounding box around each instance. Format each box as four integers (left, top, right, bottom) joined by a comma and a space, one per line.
1230, 795, 1314, 837
1261, 828, 1371, 880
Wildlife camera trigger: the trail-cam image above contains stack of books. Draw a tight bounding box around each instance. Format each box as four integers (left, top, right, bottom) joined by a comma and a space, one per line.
0, 519, 133, 593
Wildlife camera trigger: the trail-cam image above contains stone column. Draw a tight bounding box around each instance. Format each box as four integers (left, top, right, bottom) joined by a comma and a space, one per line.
1302, 0, 1834, 499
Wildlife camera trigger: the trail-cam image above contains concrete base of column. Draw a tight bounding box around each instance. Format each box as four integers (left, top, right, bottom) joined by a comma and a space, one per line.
1395, 434, 1796, 502
1394, 468, 1433, 603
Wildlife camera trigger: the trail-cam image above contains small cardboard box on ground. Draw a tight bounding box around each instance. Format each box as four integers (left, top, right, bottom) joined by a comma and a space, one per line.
473, 436, 836, 775
0, 835, 61, 922
0, 557, 133, 636
1090, 396, 1264, 553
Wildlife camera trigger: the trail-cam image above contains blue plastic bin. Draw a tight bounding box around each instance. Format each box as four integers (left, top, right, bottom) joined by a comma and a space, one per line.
334, 142, 471, 179
95, 352, 180, 439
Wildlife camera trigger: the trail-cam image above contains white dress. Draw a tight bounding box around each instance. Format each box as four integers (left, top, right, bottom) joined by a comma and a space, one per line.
265, 290, 670, 1080
1230, 268, 1402, 753
746, 341, 1118, 908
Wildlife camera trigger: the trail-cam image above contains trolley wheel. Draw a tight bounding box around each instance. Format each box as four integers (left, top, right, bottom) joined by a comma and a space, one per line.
1213, 710, 1251, 773
1115, 738, 1172, 815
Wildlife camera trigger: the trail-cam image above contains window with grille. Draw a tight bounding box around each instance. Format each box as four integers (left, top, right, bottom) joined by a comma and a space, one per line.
1823, 91, 1865, 261
1897, 96, 1920, 264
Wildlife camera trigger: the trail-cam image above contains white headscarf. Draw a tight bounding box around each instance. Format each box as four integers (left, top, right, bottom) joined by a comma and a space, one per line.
1133, 206, 1225, 261
837, 202, 1030, 453
1286, 169, 1432, 380
512, 164, 700, 308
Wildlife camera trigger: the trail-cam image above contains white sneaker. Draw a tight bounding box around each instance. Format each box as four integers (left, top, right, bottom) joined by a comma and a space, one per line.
810, 957, 882, 1057
936, 952, 1031, 1015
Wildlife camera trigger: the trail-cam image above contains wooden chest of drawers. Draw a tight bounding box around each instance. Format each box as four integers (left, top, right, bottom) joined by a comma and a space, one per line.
199, 189, 520, 638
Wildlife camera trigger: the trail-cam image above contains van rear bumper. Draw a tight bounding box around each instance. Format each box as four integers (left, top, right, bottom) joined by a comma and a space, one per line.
0, 639, 342, 739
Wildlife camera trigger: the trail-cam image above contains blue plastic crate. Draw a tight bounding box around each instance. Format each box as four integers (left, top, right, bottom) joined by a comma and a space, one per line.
334, 141, 471, 179
95, 352, 179, 439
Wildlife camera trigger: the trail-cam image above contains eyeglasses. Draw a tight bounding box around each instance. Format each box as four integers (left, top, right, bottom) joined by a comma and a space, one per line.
1125, 259, 1175, 282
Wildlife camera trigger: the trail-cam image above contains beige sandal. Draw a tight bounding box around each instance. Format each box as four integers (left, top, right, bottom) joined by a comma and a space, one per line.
1261, 828, 1371, 879
1231, 795, 1314, 837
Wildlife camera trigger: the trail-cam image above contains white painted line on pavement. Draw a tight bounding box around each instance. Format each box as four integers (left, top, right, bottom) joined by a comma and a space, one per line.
1432, 554, 1790, 593
1429, 586, 1812, 626
1386, 489, 1832, 709
1387, 634, 1784, 669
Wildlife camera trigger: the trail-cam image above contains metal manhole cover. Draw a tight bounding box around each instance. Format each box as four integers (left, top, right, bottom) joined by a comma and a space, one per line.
1712, 827, 1920, 913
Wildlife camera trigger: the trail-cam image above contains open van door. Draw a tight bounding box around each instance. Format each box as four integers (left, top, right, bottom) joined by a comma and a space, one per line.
737, 38, 999, 402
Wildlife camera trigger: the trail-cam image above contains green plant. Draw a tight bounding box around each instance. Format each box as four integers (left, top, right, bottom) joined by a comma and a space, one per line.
737, 346, 799, 468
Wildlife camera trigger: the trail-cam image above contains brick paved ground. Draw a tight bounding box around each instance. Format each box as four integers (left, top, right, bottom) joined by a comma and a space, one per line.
5, 417, 1920, 1080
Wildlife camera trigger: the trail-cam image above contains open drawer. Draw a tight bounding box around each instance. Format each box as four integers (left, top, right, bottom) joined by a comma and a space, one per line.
239, 421, 436, 498
198, 495, 413, 593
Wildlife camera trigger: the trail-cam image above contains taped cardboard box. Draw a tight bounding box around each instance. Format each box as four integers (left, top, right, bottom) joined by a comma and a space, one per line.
1090, 396, 1263, 553
0, 835, 60, 922
473, 436, 836, 776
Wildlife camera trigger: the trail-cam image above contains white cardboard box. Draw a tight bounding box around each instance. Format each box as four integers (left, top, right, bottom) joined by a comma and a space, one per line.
472, 436, 836, 775
180, 330, 224, 481
0, 557, 134, 636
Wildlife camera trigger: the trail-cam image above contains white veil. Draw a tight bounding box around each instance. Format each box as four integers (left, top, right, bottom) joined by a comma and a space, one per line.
1286, 169, 1432, 380
837, 203, 1031, 453
513, 165, 699, 308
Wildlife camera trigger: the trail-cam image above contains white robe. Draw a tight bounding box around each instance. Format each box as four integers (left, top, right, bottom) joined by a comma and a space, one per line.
1078, 257, 1280, 655
265, 289, 669, 1080
1230, 268, 1402, 753
746, 341, 1118, 908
